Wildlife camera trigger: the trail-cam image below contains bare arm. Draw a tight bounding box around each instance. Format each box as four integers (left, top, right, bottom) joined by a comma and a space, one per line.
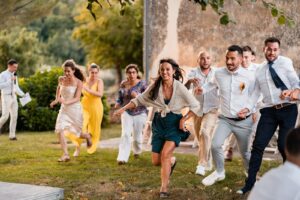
83, 79, 104, 97
114, 101, 137, 116
50, 77, 62, 108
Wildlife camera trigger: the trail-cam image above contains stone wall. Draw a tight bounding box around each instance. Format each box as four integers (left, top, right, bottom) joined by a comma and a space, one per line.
147, 0, 300, 78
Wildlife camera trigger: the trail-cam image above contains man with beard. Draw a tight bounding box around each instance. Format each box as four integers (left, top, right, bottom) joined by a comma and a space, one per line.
197, 45, 256, 186
185, 51, 219, 176
238, 37, 299, 194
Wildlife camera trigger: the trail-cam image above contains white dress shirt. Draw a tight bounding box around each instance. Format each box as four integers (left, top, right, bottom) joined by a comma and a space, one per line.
187, 67, 219, 115
248, 161, 300, 200
202, 66, 256, 118
251, 56, 299, 107
0, 70, 24, 96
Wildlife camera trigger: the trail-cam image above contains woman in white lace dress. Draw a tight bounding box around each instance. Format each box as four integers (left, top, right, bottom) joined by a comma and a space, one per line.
50, 59, 92, 162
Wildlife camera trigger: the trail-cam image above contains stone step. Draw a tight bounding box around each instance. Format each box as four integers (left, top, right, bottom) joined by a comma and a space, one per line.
0, 182, 64, 200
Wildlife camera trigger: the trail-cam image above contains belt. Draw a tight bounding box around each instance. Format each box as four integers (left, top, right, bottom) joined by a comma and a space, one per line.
225, 114, 251, 121
273, 103, 293, 109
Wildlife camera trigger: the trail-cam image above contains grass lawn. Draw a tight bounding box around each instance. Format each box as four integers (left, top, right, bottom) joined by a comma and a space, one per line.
0, 125, 280, 200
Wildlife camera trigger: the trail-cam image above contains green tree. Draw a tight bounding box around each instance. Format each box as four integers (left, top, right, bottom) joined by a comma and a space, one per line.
28, 0, 86, 66
74, 0, 143, 83
0, 27, 43, 76
0, 0, 58, 29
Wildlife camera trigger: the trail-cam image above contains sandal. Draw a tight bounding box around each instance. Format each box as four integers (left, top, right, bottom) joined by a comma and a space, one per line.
159, 192, 169, 198
58, 154, 70, 162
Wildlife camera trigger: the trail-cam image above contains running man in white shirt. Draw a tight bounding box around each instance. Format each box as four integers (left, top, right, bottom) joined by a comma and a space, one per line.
198, 45, 256, 186
0, 59, 25, 140
248, 127, 300, 200
238, 37, 299, 194
185, 51, 219, 176
224, 46, 260, 161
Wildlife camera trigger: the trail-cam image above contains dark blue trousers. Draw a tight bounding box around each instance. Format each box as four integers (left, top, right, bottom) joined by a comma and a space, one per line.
243, 104, 298, 192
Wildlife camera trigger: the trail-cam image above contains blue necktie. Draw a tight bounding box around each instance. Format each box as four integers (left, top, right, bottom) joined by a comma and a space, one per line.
268, 61, 288, 90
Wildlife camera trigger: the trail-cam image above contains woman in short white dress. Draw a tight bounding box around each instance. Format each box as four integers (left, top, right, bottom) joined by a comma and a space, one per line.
50, 59, 92, 162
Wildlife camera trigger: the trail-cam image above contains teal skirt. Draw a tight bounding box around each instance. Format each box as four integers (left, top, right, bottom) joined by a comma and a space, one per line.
151, 112, 190, 153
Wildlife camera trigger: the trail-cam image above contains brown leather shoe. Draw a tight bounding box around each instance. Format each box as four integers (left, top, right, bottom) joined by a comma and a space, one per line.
9, 137, 17, 141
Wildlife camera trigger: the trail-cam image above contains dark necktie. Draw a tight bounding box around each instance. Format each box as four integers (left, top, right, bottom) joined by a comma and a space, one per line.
268, 61, 288, 90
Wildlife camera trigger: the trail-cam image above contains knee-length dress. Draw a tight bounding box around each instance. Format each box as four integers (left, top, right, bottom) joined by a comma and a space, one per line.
55, 85, 83, 146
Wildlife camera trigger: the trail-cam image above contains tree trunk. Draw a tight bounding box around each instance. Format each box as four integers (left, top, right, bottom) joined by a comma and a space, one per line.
115, 63, 122, 84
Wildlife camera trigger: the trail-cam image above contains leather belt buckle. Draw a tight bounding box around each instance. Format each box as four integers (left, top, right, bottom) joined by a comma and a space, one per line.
274, 103, 284, 109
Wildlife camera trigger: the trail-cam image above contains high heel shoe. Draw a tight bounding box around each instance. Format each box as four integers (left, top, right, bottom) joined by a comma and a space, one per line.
58, 154, 70, 162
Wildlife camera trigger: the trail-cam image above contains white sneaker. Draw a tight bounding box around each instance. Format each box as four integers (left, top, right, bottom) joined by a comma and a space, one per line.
202, 170, 225, 186
205, 163, 213, 172
195, 165, 206, 176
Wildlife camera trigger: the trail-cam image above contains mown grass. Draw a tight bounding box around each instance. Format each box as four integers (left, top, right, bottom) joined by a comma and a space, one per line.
0, 125, 280, 200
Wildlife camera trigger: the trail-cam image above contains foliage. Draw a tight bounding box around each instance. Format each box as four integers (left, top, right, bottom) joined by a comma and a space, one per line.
0, 0, 58, 29
0, 131, 280, 199
0, 27, 43, 76
86, 0, 134, 19
74, 0, 143, 83
17, 67, 110, 131
28, 1, 86, 66
190, 0, 295, 27
17, 67, 63, 131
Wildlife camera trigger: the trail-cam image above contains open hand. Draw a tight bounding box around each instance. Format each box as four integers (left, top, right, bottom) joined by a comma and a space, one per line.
114, 108, 125, 117
50, 100, 58, 108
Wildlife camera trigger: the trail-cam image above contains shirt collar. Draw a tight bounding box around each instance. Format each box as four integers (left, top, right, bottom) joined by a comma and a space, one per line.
226, 66, 242, 75
198, 67, 212, 77
6, 69, 14, 75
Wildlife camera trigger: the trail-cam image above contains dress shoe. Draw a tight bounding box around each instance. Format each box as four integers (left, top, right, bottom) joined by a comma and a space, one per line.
9, 137, 17, 141
118, 160, 126, 165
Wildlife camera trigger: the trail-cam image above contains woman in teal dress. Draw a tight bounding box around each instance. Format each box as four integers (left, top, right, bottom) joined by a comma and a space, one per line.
114, 59, 201, 198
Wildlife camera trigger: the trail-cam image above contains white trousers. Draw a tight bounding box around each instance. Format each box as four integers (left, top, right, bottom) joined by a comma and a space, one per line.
0, 94, 18, 138
117, 112, 147, 162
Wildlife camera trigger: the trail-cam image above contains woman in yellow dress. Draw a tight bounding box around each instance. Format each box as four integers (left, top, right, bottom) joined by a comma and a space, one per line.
76, 63, 104, 155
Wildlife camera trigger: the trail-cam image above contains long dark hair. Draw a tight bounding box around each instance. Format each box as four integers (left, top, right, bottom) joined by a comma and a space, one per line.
149, 58, 183, 101
62, 59, 85, 81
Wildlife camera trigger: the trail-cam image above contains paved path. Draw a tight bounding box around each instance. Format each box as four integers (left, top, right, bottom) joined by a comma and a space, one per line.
99, 137, 281, 160
0, 182, 63, 200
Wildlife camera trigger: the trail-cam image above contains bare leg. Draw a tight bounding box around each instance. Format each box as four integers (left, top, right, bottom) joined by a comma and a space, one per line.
80, 132, 92, 147
160, 141, 176, 193
58, 130, 70, 161
152, 152, 161, 166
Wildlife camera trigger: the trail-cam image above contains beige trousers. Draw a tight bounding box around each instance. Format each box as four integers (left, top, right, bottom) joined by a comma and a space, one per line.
194, 109, 218, 167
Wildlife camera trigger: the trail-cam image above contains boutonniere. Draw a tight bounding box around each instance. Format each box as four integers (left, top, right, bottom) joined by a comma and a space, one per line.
239, 82, 245, 93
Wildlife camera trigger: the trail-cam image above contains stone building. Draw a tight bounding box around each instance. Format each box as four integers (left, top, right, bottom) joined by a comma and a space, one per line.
144, 0, 300, 79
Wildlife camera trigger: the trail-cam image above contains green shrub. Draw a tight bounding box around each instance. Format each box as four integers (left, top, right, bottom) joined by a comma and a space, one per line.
17, 67, 110, 131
